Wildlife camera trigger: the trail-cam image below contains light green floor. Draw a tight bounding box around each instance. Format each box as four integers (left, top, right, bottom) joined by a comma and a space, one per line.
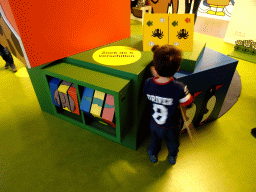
1, 20, 256, 192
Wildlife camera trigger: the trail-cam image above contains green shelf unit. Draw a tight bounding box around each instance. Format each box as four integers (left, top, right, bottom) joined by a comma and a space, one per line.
77, 84, 117, 132
27, 35, 208, 150
55, 105, 84, 123
28, 60, 134, 146
81, 110, 116, 137
64, 35, 154, 149
45, 75, 84, 123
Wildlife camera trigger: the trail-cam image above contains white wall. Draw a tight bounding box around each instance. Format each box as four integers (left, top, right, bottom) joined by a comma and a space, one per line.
224, 0, 256, 44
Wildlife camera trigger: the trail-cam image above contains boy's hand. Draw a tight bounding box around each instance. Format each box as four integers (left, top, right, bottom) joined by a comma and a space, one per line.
150, 66, 159, 77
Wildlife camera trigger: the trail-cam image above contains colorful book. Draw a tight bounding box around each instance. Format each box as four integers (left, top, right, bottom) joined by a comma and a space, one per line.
90, 90, 105, 119
67, 84, 80, 115
80, 87, 94, 118
49, 78, 61, 107
102, 94, 116, 128
58, 81, 72, 112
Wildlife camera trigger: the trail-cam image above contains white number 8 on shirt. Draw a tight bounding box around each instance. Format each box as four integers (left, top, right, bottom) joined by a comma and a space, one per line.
152, 104, 168, 125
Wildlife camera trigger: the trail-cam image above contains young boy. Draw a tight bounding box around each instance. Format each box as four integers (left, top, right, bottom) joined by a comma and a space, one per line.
143, 44, 193, 164
0, 43, 17, 72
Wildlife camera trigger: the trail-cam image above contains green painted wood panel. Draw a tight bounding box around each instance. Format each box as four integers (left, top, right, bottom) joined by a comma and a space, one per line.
44, 62, 130, 93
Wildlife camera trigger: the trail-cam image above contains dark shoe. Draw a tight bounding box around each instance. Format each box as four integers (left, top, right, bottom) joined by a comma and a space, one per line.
10, 64, 17, 72
148, 150, 158, 163
5, 63, 9, 69
168, 156, 177, 165
251, 128, 256, 138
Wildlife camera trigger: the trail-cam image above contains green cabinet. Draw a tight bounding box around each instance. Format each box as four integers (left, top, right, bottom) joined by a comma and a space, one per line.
27, 35, 153, 150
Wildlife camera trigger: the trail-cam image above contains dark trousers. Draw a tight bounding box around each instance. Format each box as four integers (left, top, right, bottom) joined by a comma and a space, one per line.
0, 47, 14, 65
148, 122, 182, 157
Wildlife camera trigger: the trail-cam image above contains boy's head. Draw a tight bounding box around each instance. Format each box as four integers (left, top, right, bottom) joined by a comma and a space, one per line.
152, 44, 182, 77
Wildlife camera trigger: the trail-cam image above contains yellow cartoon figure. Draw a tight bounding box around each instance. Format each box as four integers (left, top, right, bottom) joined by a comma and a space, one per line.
199, 0, 235, 17
207, 0, 229, 16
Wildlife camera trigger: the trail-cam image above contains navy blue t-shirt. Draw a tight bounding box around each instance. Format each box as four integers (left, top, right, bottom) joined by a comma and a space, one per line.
143, 77, 193, 129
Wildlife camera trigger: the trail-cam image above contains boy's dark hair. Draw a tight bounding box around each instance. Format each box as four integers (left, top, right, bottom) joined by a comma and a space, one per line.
152, 44, 182, 77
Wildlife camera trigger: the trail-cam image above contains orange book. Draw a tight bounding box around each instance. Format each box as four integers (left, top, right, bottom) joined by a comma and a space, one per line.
67, 84, 80, 115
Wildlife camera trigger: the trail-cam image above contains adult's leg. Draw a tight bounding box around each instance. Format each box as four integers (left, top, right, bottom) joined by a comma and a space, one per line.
0, 50, 9, 68
3, 48, 17, 72
193, 0, 202, 24
172, 0, 179, 14
185, 0, 192, 14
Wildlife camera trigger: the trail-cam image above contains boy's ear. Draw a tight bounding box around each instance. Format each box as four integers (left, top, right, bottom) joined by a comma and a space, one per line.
150, 66, 159, 77
175, 65, 180, 72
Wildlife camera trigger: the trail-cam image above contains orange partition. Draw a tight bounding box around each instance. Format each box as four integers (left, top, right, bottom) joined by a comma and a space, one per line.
0, 0, 130, 68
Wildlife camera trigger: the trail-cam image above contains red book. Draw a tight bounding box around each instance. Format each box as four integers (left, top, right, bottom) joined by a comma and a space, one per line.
67, 84, 80, 115
102, 94, 116, 128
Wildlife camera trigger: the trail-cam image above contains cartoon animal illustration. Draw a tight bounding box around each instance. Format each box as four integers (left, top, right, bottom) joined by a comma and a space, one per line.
199, 0, 235, 17
177, 29, 189, 39
147, 20, 153, 26
172, 21, 178, 27
146, 0, 201, 23
181, 91, 202, 131
152, 29, 164, 39
194, 84, 224, 127
181, 84, 224, 130
131, 0, 139, 9
181, 103, 197, 131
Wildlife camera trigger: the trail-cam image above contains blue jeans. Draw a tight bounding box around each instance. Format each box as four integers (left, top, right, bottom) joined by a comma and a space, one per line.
148, 121, 182, 157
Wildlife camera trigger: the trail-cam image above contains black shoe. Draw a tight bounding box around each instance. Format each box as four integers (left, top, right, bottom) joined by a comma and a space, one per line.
5, 63, 9, 69
148, 150, 158, 163
168, 156, 177, 165
251, 128, 256, 138
10, 64, 17, 72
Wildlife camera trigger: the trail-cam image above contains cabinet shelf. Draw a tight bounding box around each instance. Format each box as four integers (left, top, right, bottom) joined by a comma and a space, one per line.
42, 61, 132, 144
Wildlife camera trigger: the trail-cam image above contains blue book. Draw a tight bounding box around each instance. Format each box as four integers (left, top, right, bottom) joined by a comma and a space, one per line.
49, 78, 61, 107
80, 87, 95, 117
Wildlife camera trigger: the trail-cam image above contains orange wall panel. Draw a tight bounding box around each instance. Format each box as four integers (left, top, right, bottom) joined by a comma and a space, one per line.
1, 0, 130, 68
0, 1, 20, 36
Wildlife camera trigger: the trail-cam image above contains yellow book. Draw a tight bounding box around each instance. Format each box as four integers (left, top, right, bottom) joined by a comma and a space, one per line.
58, 81, 72, 94
58, 81, 72, 112
90, 90, 105, 118
58, 85, 69, 94
143, 14, 169, 51
168, 14, 194, 52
